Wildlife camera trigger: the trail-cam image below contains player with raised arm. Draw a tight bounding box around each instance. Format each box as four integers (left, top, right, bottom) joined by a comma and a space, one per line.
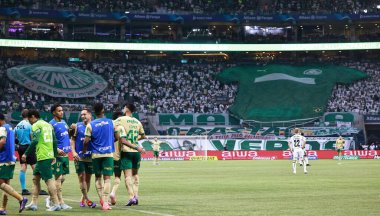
48, 104, 72, 210
288, 128, 307, 174
336, 136, 345, 161
23, 110, 61, 212
150, 137, 162, 165
114, 103, 146, 206
109, 111, 124, 206
83, 103, 114, 211
0, 113, 28, 215
70, 108, 96, 208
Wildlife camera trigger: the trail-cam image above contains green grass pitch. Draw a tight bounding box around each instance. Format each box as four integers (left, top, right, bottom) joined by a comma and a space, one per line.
3, 160, 380, 216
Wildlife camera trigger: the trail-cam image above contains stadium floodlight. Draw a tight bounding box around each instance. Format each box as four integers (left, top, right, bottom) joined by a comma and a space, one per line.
377, 5, 380, 9
1, 39, 380, 52
125, 11, 130, 14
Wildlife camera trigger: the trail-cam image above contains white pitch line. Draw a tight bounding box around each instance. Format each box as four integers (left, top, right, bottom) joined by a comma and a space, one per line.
64, 198, 175, 216
123, 208, 175, 216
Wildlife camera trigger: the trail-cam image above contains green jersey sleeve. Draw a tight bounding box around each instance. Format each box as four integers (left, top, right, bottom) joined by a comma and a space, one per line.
84, 124, 92, 137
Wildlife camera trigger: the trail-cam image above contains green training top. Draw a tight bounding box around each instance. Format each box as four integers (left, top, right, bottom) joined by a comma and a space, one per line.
25, 119, 57, 161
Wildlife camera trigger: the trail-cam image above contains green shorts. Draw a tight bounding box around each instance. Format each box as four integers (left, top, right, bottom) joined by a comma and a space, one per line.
92, 157, 114, 176
0, 164, 15, 179
52, 156, 70, 176
114, 159, 121, 176
153, 151, 159, 157
75, 160, 93, 174
34, 159, 54, 181
121, 152, 141, 170
337, 148, 342, 153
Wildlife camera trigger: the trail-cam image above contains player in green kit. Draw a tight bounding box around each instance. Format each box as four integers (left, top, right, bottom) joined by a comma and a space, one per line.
336, 136, 345, 161
109, 111, 124, 206
114, 103, 146, 206
150, 137, 162, 165
22, 110, 61, 212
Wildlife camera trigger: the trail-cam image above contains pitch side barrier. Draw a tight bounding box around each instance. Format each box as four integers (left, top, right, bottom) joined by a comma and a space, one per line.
139, 150, 379, 160
13, 150, 379, 161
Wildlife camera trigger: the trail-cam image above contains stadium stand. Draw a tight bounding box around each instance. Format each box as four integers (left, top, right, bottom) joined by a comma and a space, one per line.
327, 61, 380, 115
0, 58, 237, 114
1, 0, 379, 14
0, 56, 379, 115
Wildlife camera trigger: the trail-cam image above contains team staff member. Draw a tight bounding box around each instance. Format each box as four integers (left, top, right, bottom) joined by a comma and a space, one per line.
83, 103, 114, 211
70, 108, 96, 208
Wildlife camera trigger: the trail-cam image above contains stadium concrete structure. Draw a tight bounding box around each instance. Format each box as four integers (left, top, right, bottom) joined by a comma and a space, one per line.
0, 0, 379, 149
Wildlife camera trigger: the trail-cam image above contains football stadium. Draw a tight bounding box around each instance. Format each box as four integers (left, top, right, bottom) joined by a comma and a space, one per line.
0, 1, 379, 216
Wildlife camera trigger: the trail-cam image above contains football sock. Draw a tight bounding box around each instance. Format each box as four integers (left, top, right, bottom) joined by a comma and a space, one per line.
95, 178, 103, 201
1, 192, 7, 210
133, 175, 139, 197
125, 176, 134, 199
0, 183, 22, 201
55, 176, 63, 204
111, 177, 120, 196
102, 179, 111, 203
31, 177, 40, 204
19, 170, 26, 190
46, 179, 59, 205
80, 181, 89, 201
303, 161, 307, 172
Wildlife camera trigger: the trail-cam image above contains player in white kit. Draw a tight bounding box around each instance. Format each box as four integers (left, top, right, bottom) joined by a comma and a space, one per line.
288, 128, 307, 174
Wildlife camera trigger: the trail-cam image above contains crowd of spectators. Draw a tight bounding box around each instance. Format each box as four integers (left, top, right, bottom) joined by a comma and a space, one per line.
154, 0, 262, 15
0, 0, 153, 13
327, 61, 380, 115
273, 0, 379, 14
0, 0, 379, 15
0, 57, 379, 116
0, 58, 237, 114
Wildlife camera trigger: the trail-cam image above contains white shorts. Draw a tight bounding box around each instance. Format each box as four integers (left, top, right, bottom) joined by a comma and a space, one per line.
292, 148, 304, 161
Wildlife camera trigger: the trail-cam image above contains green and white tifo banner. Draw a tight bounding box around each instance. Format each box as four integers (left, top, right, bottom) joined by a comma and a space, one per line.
7, 64, 108, 98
